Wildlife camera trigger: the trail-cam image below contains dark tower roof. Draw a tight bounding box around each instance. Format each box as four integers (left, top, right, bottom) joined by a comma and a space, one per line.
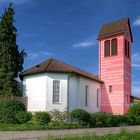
20, 58, 103, 83
98, 18, 133, 42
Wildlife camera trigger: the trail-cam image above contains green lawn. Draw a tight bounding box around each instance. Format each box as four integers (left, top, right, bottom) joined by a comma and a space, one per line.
40, 131, 140, 140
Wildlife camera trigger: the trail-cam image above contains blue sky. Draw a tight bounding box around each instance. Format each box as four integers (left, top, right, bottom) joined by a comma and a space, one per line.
0, 0, 140, 97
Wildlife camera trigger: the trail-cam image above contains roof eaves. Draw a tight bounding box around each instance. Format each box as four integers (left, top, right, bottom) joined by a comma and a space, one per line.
72, 71, 104, 83
98, 31, 124, 40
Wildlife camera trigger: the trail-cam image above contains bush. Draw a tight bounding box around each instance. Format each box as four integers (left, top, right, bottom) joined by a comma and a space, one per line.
90, 112, 115, 127
0, 100, 26, 124
49, 109, 68, 121
126, 115, 136, 125
128, 104, 140, 116
135, 116, 140, 125
34, 112, 51, 125
47, 121, 80, 129
70, 109, 90, 124
16, 111, 32, 124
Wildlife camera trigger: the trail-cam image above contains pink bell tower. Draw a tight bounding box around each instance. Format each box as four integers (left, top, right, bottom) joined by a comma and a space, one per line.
98, 18, 133, 114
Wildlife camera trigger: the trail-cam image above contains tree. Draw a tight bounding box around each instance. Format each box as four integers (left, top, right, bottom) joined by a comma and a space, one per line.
0, 3, 26, 96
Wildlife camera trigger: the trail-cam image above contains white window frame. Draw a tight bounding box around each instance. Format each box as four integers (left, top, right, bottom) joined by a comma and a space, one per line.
52, 80, 61, 104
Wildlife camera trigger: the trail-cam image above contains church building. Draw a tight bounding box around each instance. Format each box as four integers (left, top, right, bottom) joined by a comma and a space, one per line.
21, 18, 133, 115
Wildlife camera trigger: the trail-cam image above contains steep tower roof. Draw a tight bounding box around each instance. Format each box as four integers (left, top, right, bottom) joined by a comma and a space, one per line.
98, 18, 133, 42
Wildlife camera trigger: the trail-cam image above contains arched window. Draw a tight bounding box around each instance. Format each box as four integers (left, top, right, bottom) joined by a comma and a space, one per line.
125, 39, 130, 58
127, 42, 129, 57
53, 80, 60, 103
125, 39, 128, 56
104, 40, 110, 57
111, 38, 117, 55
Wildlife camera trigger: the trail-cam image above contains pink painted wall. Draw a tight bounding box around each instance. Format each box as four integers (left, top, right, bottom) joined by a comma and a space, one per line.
99, 29, 132, 114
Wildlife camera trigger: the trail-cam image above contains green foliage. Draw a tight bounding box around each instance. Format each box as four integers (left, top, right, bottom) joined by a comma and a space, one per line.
42, 131, 140, 140
34, 112, 51, 125
90, 112, 140, 128
90, 112, 118, 127
0, 100, 26, 123
47, 121, 80, 129
117, 115, 128, 126
49, 109, 68, 121
128, 104, 140, 116
0, 3, 26, 96
16, 111, 32, 124
70, 109, 90, 123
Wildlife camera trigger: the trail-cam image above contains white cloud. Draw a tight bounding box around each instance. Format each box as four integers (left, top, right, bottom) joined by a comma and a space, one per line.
133, 17, 140, 26
132, 53, 140, 70
28, 51, 53, 60
0, 0, 32, 5
73, 36, 97, 49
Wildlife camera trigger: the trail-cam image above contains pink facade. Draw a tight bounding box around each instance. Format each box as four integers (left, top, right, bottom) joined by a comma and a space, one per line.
99, 25, 132, 114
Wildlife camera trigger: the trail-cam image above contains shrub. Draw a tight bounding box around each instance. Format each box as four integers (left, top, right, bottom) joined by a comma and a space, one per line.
16, 111, 32, 124
135, 116, 140, 125
47, 121, 80, 129
115, 115, 128, 126
126, 115, 136, 125
90, 112, 115, 127
128, 104, 140, 116
49, 109, 68, 121
34, 112, 51, 125
0, 100, 26, 124
70, 109, 90, 124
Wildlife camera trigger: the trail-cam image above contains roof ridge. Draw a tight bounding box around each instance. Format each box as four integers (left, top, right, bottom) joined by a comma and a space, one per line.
98, 18, 133, 42
103, 18, 128, 26
51, 58, 98, 77
21, 58, 103, 83
44, 58, 53, 71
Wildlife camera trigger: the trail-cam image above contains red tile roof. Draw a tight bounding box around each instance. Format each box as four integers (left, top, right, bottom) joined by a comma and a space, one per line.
21, 58, 103, 83
98, 18, 133, 42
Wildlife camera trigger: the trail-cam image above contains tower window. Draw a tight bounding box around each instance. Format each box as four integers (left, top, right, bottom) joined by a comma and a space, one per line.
109, 85, 112, 93
125, 39, 127, 56
104, 40, 110, 57
127, 95, 129, 103
125, 39, 130, 58
111, 38, 117, 55
127, 42, 130, 57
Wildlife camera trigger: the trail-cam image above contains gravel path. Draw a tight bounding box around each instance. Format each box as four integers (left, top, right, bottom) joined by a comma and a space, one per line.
0, 125, 140, 140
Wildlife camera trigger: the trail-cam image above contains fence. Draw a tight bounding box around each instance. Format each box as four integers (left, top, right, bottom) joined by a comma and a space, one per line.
0, 96, 27, 107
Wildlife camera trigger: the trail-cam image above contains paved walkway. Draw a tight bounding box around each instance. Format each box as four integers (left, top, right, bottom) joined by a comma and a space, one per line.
0, 125, 140, 140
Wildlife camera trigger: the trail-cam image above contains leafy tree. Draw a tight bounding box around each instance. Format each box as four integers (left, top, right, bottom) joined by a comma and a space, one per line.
0, 3, 26, 96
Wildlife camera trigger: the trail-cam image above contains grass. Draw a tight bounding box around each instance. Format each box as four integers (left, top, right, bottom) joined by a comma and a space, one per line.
0, 121, 81, 131
39, 131, 140, 140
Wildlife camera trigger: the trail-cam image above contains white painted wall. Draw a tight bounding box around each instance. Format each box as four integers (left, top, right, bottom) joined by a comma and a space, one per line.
23, 74, 47, 112
23, 73, 68, 112
46, 73, 68, 112
23, 72, 101, 113
69, 76, 79, 111
79, 77, 101, 113
69, 76, 101, 113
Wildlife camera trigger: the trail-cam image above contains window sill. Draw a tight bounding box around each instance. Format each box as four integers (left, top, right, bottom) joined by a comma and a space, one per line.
52, 102, 62, 105
104, 54, 118, 58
